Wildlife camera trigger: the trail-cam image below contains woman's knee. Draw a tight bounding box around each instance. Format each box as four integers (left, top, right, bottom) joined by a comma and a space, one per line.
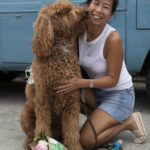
80, 131, 96, 149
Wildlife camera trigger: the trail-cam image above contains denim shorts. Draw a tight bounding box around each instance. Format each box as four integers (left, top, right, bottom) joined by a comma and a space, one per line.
92, 86, 135, 123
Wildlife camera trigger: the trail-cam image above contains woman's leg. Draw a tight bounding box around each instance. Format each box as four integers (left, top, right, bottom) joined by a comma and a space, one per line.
80, 88, 146, 149
80, 108, 136, 149
84, 88, 97, 110
80, 88, 97, 115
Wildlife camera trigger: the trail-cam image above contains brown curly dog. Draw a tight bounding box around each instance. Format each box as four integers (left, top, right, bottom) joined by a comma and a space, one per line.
20, 0, 88, 150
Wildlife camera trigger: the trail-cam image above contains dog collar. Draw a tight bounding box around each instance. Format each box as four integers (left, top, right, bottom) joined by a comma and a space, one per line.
54, 44, 72, 52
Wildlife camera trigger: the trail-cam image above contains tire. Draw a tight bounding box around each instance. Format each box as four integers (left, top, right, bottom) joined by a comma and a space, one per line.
146, 68, 150, 99
0, 71, 20, 81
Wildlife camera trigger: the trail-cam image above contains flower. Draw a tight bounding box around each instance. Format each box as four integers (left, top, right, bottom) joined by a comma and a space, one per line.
34, 140, 48, 150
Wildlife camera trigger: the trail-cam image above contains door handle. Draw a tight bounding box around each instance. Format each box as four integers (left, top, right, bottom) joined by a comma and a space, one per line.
15, 15, 22, 19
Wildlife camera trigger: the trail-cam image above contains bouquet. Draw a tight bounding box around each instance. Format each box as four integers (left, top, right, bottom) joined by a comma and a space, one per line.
30, 133, 67, 150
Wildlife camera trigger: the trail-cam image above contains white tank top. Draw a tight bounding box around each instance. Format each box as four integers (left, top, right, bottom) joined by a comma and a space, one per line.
79, 24, 133, 91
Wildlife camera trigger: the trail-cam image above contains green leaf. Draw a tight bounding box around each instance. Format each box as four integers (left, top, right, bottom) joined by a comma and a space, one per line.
34, 132, 48, 142
39, 133, 48, 142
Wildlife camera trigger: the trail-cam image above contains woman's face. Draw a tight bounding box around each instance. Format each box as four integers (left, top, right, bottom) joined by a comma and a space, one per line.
87, 0, 113, 27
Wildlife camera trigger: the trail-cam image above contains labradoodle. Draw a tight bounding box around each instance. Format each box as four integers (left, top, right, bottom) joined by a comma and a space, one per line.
20, 1, 88, 150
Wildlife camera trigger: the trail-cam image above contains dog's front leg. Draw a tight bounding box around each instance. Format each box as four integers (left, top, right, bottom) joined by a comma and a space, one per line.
34, 86, 51, 138
62, 101, 82, 150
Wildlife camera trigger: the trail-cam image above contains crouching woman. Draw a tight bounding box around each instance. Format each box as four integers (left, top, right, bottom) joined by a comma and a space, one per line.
55, 0, 147, 149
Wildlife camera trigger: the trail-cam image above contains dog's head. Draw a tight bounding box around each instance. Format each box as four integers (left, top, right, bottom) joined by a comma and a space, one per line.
50, 0, 88, 39
32, 0, 88, 57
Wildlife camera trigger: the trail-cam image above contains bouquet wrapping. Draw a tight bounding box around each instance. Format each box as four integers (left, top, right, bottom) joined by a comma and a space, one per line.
30, 133, 67, 150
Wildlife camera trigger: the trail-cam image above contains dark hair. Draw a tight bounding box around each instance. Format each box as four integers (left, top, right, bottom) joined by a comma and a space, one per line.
85, 0, 119, 13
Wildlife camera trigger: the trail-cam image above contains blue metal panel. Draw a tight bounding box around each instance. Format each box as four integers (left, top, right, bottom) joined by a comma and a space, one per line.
0, 0, 54, 65
1, 13, 37, 63
0, 1, 43, 12
0, 17, 2, 63
0, 1, 58, 12
117, 0, 126, 10
134, 30, 150, 69
0, 0, 149, 73
70, 0, 85, 5
126, 0, 150, 74
126, 0, 139, 73
109, 13, 126, 54
137, 0, 150, 29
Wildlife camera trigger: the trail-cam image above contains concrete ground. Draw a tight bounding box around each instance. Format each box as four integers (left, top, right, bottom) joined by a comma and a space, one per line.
0, 76, 149, 150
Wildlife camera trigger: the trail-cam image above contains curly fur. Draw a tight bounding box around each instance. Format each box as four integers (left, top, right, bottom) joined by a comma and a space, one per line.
20, 0, 88, 150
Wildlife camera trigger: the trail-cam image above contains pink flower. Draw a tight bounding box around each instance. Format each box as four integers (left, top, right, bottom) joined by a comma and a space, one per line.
34, 140, 48, 150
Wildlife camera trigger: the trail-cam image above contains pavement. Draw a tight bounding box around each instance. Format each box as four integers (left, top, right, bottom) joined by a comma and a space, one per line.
0, 76, 150, 150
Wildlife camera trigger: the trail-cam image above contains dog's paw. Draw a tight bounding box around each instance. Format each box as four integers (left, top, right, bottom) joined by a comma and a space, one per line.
23, 138, 33, 150
23, 143, 31, 150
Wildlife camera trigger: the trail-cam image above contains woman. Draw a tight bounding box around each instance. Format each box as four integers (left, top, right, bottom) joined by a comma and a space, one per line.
56, 0, 147, 149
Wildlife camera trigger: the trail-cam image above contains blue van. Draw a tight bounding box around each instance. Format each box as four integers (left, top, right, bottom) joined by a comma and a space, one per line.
0, 0, 150, 98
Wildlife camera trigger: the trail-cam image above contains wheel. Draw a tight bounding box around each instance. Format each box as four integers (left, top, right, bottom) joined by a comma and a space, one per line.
146, 68, 150, 99
0, 71, 20, 81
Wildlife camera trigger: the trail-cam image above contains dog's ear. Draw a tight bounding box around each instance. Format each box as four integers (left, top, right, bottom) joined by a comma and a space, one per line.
32, 6, 54, 57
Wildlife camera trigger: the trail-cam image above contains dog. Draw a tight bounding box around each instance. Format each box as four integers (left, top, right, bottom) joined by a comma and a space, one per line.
20, 0, 88, 150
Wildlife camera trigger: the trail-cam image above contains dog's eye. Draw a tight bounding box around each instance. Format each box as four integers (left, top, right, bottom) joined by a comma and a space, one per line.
84, 10, 89, 15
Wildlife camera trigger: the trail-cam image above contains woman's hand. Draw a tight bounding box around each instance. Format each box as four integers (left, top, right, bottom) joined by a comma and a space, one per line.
55, 77, 83, 94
